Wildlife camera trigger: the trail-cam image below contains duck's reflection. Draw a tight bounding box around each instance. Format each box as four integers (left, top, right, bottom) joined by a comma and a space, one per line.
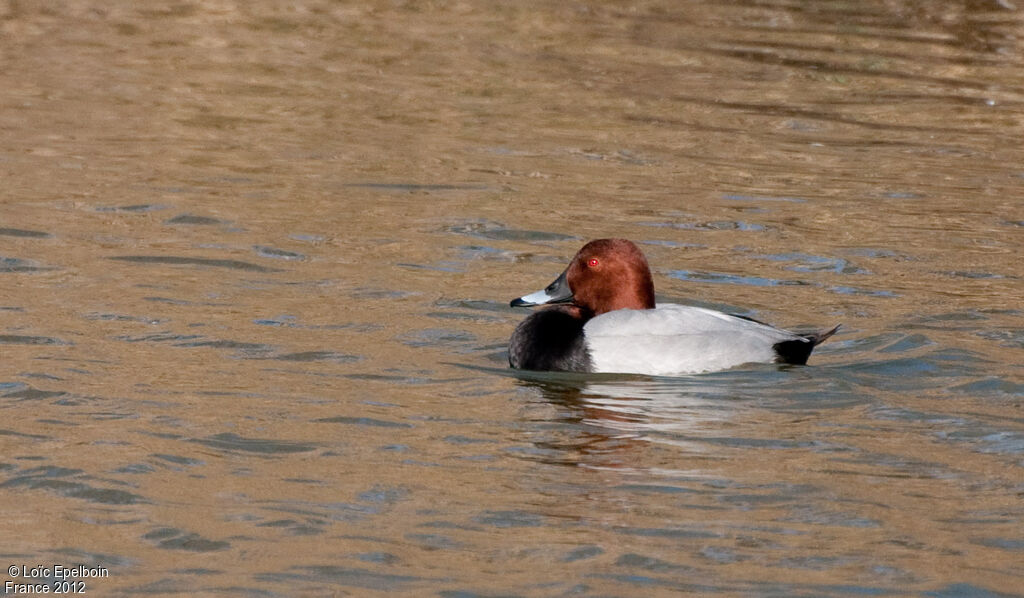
513, 370, 759, 470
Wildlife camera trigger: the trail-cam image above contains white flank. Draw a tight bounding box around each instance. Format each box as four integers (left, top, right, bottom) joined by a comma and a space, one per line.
583, 305, 808, 375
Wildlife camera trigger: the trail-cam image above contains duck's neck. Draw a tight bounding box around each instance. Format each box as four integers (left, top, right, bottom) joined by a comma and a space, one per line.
592, 273, 656, 314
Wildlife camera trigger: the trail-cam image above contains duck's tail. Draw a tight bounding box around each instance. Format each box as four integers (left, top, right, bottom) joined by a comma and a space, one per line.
773, 324, 841, 365
804, 324, 841, 347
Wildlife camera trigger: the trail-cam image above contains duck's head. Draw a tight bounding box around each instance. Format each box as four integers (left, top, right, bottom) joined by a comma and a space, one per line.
510, 238, 656, 315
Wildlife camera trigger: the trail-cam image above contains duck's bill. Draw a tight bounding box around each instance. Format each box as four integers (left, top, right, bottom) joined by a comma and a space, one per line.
510, 269, 573, 307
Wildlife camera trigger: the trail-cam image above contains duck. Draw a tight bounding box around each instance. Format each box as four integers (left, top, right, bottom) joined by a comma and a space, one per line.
509, 238, 839, 376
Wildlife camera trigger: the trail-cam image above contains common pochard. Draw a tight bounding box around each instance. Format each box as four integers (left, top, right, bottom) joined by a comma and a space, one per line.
509, 238, 839, 375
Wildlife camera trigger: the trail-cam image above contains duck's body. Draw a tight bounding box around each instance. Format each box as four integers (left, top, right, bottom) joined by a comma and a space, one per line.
508, 239, 838, 376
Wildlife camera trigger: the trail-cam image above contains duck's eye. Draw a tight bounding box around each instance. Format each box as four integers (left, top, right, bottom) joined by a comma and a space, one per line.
587, 258, 600, 268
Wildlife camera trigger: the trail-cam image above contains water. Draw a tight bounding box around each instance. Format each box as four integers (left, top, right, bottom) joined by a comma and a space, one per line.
2, 1, 1023, 596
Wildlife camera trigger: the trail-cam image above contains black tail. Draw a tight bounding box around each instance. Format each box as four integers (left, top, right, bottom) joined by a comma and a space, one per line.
773, 325, 841, 365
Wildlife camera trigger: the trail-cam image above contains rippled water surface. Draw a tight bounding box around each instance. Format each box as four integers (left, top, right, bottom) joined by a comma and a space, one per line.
2, 1, 1023, 596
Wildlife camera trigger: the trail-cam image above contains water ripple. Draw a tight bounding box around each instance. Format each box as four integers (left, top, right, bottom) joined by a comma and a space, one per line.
109, 255, 281, 272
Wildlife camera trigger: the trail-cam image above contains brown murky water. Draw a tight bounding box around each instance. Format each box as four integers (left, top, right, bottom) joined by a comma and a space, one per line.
2, 1, 1023, 596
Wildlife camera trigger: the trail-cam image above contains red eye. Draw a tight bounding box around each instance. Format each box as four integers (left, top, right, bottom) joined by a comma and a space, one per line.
587, 258, 600, 267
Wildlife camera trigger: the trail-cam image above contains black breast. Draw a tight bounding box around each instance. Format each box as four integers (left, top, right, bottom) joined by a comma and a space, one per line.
508, 306, 593, 372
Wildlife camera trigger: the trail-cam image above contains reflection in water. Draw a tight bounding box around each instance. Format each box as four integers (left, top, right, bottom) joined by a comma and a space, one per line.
512, 364, 869, 472
516, 373, 753, 471
522, 373, 739, 433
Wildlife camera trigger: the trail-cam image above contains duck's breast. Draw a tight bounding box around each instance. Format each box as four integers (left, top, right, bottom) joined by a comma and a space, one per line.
582, 304, 806, 375
509, 306, 592, 372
